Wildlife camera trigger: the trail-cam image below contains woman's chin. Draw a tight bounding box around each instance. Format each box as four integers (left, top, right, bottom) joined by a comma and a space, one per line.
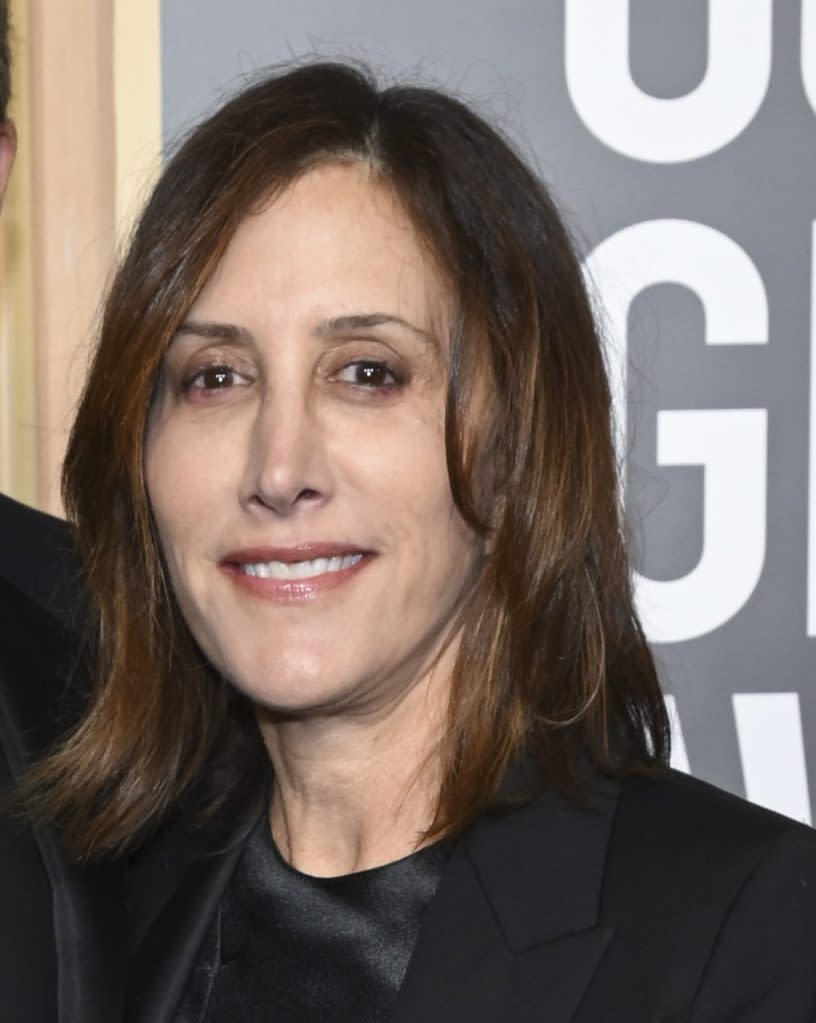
230, 667, 357, 720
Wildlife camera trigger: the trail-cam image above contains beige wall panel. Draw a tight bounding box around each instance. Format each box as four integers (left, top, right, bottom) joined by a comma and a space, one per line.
114, 0, 162, 244
2, 0, 162, 512
0, 0, 36, 505
28, 0, 117, 514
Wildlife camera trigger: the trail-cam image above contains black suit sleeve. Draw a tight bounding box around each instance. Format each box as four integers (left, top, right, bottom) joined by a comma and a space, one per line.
0, 492, 86, 629
690, 827, 816, 1022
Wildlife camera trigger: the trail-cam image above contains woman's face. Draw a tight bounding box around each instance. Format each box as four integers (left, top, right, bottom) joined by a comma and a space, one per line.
146, 163, 482, 719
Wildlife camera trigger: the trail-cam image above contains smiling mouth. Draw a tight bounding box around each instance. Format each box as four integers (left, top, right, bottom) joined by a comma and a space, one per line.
239, 553, 364, 580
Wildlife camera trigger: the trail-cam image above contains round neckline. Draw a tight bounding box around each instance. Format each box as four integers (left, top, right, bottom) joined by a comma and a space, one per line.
260, 817, 448, 883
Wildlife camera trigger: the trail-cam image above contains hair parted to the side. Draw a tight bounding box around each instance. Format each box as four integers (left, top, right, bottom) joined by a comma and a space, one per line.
30, 60, 669, 860
0, 1, 10, 122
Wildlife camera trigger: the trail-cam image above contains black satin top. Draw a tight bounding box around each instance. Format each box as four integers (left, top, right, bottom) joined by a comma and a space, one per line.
177, 815, 449, 1023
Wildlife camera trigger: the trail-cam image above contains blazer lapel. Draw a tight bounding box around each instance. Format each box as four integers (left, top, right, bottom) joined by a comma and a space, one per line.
0, 580, 126, 1023
125, 816, 248, 1023
392, 778, 619, 1023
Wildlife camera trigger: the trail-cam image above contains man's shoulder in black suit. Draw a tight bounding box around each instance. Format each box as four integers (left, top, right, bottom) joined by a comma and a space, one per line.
0, 492, 85, 629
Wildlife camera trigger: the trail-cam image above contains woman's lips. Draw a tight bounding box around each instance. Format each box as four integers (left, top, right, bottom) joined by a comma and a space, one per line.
219, 545, 375, 601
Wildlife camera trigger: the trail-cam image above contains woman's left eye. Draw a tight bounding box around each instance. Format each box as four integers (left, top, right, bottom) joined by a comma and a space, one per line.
336, 361, 401, 390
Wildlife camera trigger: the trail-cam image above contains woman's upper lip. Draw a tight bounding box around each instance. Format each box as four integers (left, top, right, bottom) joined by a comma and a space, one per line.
221, 542, 373, 565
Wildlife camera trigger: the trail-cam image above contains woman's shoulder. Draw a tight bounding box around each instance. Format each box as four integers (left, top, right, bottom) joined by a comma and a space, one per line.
618, 765, 812, 838
535, 769, 816, 1018
606, 767, 816, 916
594, 768, 816, 1017
612, 766, 815, 870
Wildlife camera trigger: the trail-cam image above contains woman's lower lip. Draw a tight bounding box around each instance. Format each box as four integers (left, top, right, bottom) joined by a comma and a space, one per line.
220, 553, 374, 601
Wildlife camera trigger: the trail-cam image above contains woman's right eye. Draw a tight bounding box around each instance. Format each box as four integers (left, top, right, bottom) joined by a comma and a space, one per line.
182, 364, 251, 397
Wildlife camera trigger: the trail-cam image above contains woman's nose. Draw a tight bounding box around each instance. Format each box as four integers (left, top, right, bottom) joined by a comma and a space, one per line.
240, 391, 332, 517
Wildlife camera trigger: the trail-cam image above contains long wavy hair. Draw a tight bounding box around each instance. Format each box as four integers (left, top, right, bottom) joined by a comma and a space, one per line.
30, 61, 668, 860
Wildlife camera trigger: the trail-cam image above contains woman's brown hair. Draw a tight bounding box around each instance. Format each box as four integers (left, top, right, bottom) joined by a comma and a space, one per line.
32, 61, 668, 860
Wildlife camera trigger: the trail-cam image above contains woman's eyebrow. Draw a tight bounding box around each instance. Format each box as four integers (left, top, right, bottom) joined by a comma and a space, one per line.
315, 312, 439, 348
173, 313, 440, 349
173, 320, 254, 344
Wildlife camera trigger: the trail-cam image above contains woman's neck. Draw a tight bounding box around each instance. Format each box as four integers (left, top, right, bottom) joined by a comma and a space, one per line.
257, 656, 451, 877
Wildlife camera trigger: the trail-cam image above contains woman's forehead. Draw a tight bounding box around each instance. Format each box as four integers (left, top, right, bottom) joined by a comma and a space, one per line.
189, 163, 452, 338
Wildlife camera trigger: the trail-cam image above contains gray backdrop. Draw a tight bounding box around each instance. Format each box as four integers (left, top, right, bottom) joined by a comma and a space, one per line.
161, 0, 816, 823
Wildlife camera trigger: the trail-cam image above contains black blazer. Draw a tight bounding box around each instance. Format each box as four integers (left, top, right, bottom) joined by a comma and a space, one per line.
0, 577, 124, 1023
123, 768, 816, 1023
0, 497, 117, 1023
2, 502, 816, 1022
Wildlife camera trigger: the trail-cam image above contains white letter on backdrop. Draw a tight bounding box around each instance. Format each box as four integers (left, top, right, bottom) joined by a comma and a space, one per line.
663, 694, 691, 774
804, 0, 816, 115
564, 0, 772, 162
809, 223, 816, 635
584, 220, 768, 644
733, 693, 812, 824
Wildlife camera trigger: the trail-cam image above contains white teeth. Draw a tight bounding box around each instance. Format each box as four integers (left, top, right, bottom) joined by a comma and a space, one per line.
239, 553, 363, 580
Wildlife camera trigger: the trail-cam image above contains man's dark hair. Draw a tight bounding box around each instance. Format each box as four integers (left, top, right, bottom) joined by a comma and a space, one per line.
0, 1, 10, 122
